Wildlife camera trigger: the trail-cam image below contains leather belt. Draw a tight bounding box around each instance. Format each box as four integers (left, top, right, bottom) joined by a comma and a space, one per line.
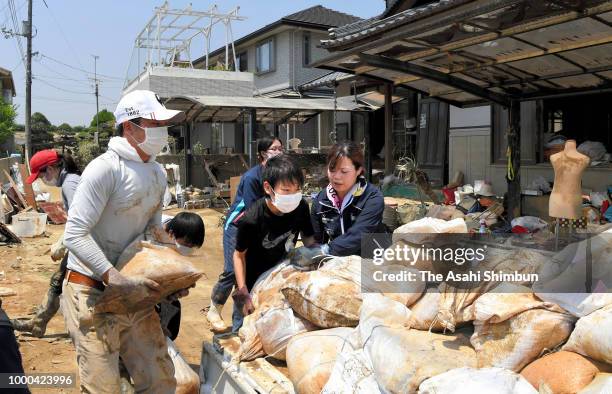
66, 270, 105, 291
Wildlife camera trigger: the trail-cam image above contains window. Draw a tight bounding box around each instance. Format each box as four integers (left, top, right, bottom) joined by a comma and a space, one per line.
236, 52, 248, 72
303, 32, 311, 66
256, 39, 274, 74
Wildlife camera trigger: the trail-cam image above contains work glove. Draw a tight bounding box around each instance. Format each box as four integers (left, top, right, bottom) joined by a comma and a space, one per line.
50, 234, 67, 261
165, 283, 196, 302
232, 286, 255, 316
287, 245, 329, 269
105, 268, 161, 296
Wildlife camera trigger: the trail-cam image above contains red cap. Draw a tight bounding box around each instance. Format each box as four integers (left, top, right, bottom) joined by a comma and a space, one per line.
27, 150, 60, 184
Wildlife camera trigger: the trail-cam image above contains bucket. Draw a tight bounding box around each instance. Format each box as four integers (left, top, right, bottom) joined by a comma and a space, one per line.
11, 212, 48, 237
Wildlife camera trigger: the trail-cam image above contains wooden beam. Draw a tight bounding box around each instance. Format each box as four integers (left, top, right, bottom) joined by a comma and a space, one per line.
359, 53, 512, 106
384, 83, 393, 176
507, 101, 521, 221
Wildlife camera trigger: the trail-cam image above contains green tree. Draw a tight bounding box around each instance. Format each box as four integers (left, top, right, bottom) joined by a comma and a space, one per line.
31, 112, 54, 146
56, 122, 73, 134
0, 98, 17, 145
90, 109, 115, 128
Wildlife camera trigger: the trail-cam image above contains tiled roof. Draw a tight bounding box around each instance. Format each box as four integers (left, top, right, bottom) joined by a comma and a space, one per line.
282, 5, 361, 27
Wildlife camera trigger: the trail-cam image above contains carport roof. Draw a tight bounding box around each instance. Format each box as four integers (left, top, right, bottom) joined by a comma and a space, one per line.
163, 95, 368, 124
314, 0, 612, 107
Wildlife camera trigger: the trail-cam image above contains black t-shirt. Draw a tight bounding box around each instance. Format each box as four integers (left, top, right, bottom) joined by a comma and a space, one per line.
236, 197, 314, 290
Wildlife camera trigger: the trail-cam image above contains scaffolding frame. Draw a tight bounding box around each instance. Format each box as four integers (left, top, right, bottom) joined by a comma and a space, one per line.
125, 2, 246, 86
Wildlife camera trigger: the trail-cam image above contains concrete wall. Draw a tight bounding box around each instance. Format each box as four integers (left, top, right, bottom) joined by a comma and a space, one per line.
448, 105, 611, 194
124, 67, 254, 98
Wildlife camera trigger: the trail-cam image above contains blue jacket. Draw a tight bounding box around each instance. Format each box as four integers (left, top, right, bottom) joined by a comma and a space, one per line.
225, 164, 264, 230
311, 179, 387, 256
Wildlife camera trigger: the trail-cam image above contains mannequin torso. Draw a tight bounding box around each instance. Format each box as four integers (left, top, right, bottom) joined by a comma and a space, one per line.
549, 140, 590, 219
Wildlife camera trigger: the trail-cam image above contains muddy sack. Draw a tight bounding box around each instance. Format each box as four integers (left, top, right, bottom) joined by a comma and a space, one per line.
418, 367, 537, 394
563, 304, 612, 365
520, 351, 612, 394
471, 308, 575, 372
286, 327, 354, 394
95, 243, 203, 314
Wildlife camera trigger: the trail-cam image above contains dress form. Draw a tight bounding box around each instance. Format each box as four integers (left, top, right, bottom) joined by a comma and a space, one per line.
549, 140, 590, 219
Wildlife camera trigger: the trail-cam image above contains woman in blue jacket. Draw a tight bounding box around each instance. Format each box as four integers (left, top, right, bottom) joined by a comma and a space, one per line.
207, 136, 283, 332
308, 141, 386, 258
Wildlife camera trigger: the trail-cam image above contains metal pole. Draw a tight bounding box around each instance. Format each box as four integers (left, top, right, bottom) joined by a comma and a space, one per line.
92, 55, 100, 135
507, 101, 522, 221
24, 0, 33, 161
384, 83, 393, 175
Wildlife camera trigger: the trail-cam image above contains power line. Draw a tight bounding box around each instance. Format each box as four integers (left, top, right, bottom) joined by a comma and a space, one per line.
42, 0, 87, 73
39, 53, 123, 80
35, 78, 91, 95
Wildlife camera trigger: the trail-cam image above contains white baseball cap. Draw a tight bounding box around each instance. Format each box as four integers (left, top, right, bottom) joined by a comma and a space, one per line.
114, 90, 185, 125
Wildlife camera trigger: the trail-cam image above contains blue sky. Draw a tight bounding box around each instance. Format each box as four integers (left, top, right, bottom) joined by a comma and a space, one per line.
1, 1, 384, 126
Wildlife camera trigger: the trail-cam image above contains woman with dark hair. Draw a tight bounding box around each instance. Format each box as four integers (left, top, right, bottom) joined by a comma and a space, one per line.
305, 141, 385, 258
206, 136, 283, 332
12, 150, 82, 337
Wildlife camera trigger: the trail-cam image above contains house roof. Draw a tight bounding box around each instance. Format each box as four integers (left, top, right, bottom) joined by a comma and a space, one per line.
194, 6, 361, 66
314, 0, 612, 107
0, 67, 16, 97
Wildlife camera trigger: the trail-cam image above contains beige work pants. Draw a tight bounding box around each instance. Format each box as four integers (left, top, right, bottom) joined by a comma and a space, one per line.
61, 280, 176, 394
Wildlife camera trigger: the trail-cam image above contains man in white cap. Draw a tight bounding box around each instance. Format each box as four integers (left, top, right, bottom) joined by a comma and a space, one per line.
61, 90, 186, 393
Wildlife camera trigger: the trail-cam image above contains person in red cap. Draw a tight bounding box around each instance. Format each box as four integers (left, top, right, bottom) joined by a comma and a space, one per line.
11, 150, 81, 338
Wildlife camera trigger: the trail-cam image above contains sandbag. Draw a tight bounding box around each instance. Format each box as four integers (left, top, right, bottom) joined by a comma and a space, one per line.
321, 348, 381, 394
251, 261, 300, 307
286, 327, 354, 394
394, 217, 467, 237
534, 230, 612, 317
95, 243, 203, 314
356, 293, 412, 349
282, 270, 362, 328
408, 286, 447, 331
578, 373, 612, 394
472, 284, 564, 324
237, 312, 264, 361
255, 303, 317, 361
563, 304, 612, 365
365, 327, 476, 393
520, 351, 612, 394
323, 254, 425, 306
418, 367, 537, 394
167, 338, 199, 394
471, 308, 575, 371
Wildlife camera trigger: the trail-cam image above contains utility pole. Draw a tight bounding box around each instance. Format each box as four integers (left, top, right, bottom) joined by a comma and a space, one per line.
92, 55, 100, 135
25, 0, 33, 162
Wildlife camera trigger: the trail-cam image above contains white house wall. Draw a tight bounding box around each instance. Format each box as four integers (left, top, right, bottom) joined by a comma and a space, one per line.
448, 105, 611, 194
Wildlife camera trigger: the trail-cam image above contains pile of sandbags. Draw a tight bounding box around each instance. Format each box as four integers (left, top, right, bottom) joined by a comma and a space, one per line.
95, 242, 203, 314
238, 220, 612, 394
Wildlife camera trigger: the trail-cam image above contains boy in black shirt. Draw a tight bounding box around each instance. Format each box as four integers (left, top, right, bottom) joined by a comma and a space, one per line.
232, 155, 315, 331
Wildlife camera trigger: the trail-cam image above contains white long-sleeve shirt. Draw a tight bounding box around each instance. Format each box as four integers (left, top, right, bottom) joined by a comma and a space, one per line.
64, 138, 166, 280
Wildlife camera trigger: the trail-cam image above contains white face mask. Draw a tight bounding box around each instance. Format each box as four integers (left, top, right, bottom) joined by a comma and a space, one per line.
41, 167, 59, 186
266, 149, 282, 160
175, 241, 195, 256
270, 189, 302, 213
130, 121, 169, 156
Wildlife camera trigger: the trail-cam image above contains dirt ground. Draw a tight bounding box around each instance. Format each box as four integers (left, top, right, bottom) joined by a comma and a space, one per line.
0, 206, 232, 393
